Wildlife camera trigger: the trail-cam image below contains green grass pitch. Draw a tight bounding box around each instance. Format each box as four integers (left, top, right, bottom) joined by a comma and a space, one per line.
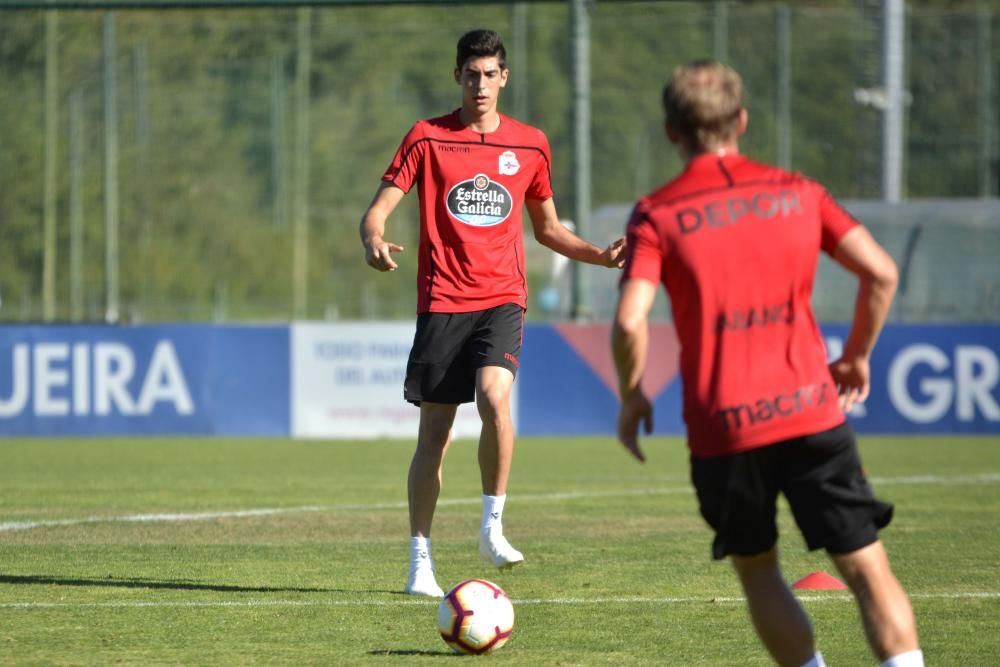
1, 434, 998, 665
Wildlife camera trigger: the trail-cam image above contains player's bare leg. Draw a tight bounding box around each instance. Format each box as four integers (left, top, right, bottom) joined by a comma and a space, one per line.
409, 402, 457, 536
404, 402, 457, 597
475, 366, 523, 569
476, 366, 515, 495
830, 541, 922, 665
731, 547, 818, 667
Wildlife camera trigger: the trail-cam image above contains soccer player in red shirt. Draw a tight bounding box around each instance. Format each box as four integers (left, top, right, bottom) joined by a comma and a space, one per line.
612, 61, 923, 667
361, 29, 625, 598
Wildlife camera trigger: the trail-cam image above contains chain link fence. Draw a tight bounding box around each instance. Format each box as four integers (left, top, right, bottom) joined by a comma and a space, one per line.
1, 2, 997, 323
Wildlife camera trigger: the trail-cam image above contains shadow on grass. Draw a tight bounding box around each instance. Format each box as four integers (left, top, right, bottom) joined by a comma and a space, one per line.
0, 573, 341, 593
367, 649, 457, 657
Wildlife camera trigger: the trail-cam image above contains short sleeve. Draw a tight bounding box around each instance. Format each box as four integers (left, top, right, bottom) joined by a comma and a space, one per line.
819, 186, 860, 255
621, 203, 664, 286
382, 123, 426, 194
525, 129, 555, 201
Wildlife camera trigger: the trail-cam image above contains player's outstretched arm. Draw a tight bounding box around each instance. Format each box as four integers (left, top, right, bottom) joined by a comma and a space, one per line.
360, 183, 406, 272
829, 225, 899, 412
611, 278, 658, 462
526, 198, 626, 268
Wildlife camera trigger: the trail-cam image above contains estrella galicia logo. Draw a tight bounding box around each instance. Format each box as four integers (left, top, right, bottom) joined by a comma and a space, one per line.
446, 173, 513, 227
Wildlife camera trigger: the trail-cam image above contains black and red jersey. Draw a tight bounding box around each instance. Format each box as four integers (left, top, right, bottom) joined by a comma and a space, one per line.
622, 153, 858, 458
383, 110, 553, 314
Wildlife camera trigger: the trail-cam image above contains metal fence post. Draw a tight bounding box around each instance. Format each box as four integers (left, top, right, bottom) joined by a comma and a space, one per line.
103, 13, 120, 323
570, 0, 591, 321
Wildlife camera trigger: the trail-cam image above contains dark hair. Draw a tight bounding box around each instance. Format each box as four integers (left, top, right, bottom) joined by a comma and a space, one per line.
456, 29, 507, 70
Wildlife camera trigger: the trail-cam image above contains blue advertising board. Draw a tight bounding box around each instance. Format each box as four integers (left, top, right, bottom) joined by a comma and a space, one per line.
822, 324, 1000, 434
1, 323, 996, 437
0, 325, 289, 436
519, 323, 1000, 437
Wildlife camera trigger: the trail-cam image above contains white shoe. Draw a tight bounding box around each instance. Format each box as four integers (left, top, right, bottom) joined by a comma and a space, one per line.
404, 569, 444, 597
479, 531, 524, 570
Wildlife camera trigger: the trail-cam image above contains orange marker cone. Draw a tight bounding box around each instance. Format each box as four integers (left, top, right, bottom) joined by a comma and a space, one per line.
791, 571, 847, 590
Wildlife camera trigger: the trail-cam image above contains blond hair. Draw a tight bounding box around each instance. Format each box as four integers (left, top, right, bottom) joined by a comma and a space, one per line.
662, 60, 744, 153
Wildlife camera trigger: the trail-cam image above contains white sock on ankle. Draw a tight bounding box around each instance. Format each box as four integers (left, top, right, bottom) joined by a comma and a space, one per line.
481, 494, 506, 533
410, 536, 434, 573
881, 650, 924, 667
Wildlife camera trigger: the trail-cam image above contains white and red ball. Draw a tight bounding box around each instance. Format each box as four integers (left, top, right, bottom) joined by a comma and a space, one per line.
437, 579, 514, 655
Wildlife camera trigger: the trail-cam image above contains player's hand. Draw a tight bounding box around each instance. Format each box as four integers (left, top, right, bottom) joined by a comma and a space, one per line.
828, 355, 871, 413
617, 389, 652, 462
602, 236, 627, 269
364, 236, 404, 272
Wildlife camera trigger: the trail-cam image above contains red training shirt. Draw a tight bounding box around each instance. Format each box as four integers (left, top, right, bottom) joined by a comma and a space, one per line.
622, 153, 858, 458
383, 110, 554, 314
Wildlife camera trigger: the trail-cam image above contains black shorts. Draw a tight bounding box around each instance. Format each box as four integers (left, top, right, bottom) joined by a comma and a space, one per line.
403, 303, 524, 406
690, 422, 894, 560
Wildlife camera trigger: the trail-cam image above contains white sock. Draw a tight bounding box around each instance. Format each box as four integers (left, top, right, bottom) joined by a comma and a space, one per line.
799, 652, 826, 667
481, 494, 506, 533
881, 650, 924, 667
409, 536, 434, 574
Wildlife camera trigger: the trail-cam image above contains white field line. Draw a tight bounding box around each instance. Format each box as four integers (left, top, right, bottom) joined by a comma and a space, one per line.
870, 473, 1000, 485
1, 472, 998, 533
0, 507, 329, 532
0, 591, 997, 610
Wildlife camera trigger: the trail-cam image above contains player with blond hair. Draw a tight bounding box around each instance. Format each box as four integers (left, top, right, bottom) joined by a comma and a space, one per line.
612, 60, 923, 667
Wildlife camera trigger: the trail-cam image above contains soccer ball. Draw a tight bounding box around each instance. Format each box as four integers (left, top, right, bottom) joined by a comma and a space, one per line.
437, 579, 515, 655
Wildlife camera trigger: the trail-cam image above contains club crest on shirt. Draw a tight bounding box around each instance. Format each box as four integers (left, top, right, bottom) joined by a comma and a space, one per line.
446, 173, 513, 227
498, 150, 520, 176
